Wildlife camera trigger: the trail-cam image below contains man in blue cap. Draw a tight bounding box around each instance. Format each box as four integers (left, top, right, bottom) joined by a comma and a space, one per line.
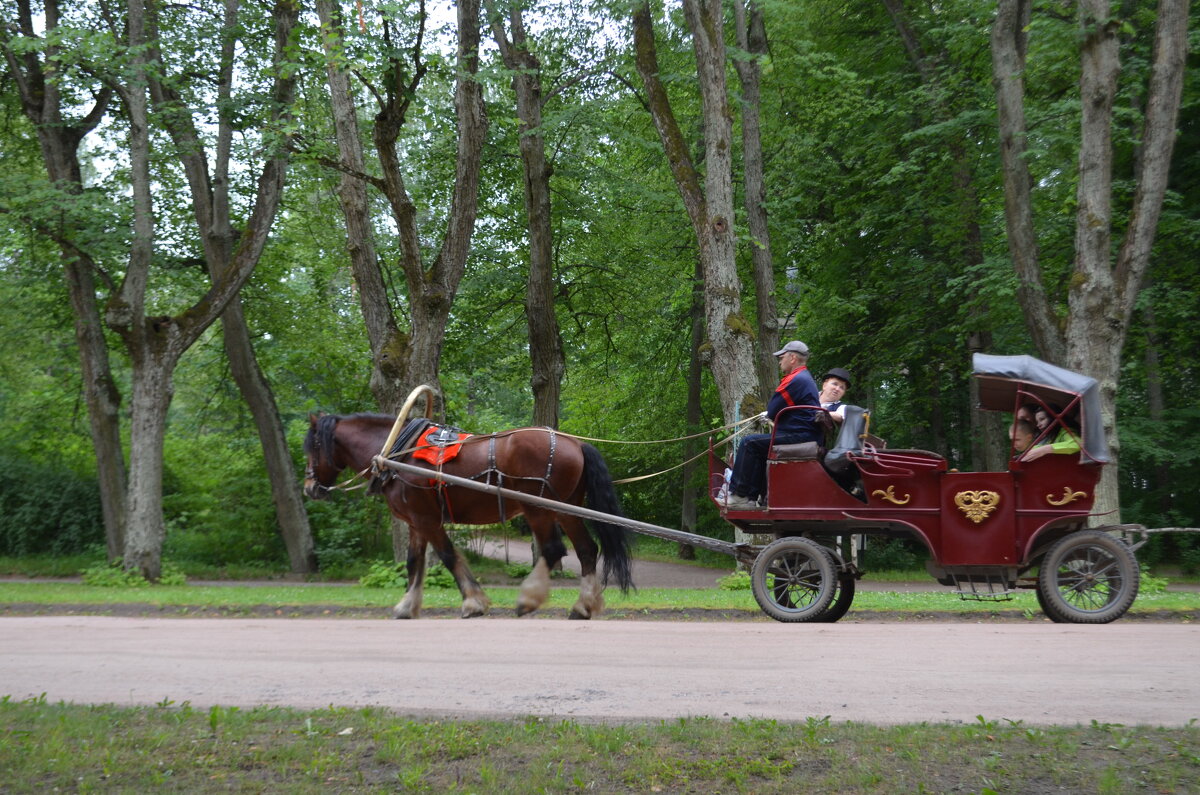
723, 341, 822, 510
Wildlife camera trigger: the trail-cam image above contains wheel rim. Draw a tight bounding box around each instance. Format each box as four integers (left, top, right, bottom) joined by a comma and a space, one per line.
1052, 545, 1126, 613
764, 552, 826, 612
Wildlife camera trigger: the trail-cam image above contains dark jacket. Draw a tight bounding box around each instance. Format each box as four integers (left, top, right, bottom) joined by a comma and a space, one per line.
768, 367, 820, 438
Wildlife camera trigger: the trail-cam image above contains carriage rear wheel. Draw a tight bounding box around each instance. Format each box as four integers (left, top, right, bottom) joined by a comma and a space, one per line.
1037, 530, 1139, 624
751, 537, 836, 623
813, 572, 856, 623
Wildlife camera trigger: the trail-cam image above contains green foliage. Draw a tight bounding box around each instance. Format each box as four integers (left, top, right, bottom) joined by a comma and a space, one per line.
717, 570, 751, 591
80, 559, 186, 587
0, 454, 104, 556
358, 559, 406, 588
1140, 566, 1169, 596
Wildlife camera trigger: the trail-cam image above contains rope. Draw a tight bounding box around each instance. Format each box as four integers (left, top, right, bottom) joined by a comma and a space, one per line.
612, 435, 736, 484
559, 412, 766, 446
329, 413, 767, 494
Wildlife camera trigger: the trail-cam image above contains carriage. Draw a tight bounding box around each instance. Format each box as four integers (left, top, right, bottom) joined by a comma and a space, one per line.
306, 354, 1145, 624
709, 353, 1142, 624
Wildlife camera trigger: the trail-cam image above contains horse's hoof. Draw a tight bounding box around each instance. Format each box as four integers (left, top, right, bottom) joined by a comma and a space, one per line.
568, 608, 591, 620
460, 597, 488, 618
516, 602, 538, 617
392, 607, 417, 619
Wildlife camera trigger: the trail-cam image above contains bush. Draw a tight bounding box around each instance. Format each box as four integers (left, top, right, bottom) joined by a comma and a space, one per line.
0, 454, 103, 556
717, 570, 751, 590
359, 559, 406, 588
80, 559, 187, 587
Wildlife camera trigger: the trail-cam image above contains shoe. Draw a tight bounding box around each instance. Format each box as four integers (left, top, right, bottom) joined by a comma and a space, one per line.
724, 494, 764, 511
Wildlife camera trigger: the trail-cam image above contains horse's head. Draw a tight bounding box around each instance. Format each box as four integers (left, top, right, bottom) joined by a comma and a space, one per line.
302, 413, 340, 500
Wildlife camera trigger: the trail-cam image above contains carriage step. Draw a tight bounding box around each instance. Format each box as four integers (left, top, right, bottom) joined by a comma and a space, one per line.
950, 573, 1015, 602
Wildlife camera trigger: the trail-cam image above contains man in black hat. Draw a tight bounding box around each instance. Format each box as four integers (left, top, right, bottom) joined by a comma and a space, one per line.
819, 367, 853, 424
723, 341, 821, 511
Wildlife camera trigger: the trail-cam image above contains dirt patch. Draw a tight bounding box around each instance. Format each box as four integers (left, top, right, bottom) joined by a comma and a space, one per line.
2, 602, 1195, 622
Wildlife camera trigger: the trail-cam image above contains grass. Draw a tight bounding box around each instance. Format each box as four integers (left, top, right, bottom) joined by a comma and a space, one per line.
1, 580, 1198, 618
1, 697, 1197, 793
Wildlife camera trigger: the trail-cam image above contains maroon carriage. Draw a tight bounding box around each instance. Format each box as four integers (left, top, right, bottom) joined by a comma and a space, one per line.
710, 354, 1141, 624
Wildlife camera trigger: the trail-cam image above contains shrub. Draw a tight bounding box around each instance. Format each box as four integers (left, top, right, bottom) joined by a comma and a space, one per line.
0, 454, 103, 556
717, 570, 751, 590
359, 560, 406, 589
81, 559, 188, 587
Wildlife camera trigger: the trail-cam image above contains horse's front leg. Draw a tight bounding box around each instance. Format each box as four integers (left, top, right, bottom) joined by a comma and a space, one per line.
393, 533, 427, 620
428, 526, 490, 618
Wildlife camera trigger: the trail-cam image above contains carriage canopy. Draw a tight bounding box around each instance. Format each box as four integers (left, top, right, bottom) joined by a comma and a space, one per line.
972, 353, 1108, 463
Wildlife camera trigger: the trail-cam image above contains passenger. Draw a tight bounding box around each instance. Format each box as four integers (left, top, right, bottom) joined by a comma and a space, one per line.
1009, 419, 1036, 457
1032, 404, 1056, 436
1022, 409, 1081, 461
1016, 402, 1038, 425
819, 367, 853, 424
723, 341, 822, 511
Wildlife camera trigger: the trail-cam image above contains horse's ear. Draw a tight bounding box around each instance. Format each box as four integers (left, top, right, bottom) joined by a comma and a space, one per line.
309, 413, 320, 426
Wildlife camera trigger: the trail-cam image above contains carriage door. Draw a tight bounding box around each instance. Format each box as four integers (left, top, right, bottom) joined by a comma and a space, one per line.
938, 472, 1017, 566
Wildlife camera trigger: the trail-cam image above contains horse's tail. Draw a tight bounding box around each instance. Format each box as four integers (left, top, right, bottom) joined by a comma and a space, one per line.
581, 442, 634, 592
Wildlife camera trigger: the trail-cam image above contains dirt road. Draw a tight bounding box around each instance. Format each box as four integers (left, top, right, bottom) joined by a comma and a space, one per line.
4, 616, 1197, 726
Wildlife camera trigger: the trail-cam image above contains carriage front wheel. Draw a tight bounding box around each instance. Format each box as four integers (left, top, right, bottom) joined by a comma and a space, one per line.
1037, 530, 1139, 624
751, 537, 836, 623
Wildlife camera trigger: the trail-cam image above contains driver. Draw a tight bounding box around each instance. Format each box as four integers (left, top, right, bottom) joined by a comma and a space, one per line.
723, 341, 821, 511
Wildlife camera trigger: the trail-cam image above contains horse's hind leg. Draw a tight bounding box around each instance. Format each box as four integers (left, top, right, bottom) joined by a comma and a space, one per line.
516, 513, 566, 616
426, 525, 490, 618
394, 531, 427, 620
560, 515, 603, 620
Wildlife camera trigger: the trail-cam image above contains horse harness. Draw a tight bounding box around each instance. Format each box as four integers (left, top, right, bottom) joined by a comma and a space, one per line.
378, 422, 562, 523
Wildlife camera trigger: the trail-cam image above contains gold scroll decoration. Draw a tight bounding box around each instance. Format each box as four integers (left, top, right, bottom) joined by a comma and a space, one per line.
1046, 487, 1088, 507
954, 490, 1001, 524
871, 485, 911, 505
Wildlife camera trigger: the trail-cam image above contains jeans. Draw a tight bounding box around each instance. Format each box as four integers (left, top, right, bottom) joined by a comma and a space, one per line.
729, 431, 817, 500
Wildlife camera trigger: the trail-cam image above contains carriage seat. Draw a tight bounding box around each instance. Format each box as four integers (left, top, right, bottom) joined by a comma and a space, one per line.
770, 441, 822, 461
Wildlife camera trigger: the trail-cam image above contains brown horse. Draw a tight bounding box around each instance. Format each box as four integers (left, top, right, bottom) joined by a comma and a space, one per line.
303, 413, 633, 619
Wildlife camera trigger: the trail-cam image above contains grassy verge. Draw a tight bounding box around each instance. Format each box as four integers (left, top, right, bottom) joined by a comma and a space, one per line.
1, 581, 1198, 617
2, 697, 1197, 794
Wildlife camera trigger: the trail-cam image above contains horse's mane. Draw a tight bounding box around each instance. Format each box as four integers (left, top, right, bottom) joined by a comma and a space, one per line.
304, 412, 397, 459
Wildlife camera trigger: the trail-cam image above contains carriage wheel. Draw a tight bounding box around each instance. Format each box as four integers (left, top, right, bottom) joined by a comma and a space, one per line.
751, 537, 836, 623
813, 572, 857, 623
1034, 586, 1067, 623
1037, 530, 1139, 624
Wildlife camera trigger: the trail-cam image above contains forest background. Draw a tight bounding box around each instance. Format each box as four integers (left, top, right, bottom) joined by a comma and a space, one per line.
1, 0, 1197, 579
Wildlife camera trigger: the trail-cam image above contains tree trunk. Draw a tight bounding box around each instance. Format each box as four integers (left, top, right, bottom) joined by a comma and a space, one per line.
4, 0, 126, 560
116, 0, 300, 579
372, 0, 487, 411
733, 0, 779, 398
487, 0, 565, 429
314, 0, 406, 413
678, 259, 705, 561
219, 299, 317, 573
632, 1, 758, 425
990, 0, 1066, 364
991, 0, 1188, 523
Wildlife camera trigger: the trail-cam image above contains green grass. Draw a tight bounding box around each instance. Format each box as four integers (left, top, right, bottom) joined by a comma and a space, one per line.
1, 697, 1197, 793
1, 580, 1198, 617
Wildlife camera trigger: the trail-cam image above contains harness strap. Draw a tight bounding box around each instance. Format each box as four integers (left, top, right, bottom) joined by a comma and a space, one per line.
540, 429, 556, 498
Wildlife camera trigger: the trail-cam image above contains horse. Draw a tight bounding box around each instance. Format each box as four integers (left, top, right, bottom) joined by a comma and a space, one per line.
302, 412, 634, 620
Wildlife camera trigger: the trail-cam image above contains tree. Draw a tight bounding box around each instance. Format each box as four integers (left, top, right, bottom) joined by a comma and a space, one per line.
631, 0, 758, 425
314, 0, 487, 414
732, 0, 780, 398
991, 0, 1189, 520
2, 0, 126, 560
486, 0, 566, 429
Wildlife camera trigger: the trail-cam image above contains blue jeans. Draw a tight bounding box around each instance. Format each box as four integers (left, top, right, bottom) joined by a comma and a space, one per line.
730, 431, 817, 500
